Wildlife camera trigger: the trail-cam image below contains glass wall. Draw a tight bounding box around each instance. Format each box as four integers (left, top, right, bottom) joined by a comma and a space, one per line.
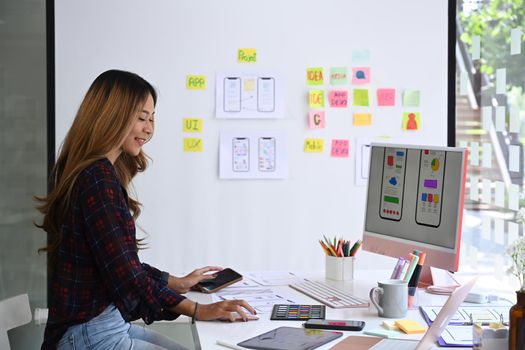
456, 0, 525, 296
0, 0, 47, 348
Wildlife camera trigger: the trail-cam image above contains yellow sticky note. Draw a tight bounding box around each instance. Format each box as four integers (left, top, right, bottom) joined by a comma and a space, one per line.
402, 112, 420, 130
183, 138, 203, 152
183, 118, 202, 132
238, 48, 257, 63
307, 67, 324, 86
353, 113, 372, 126
395, 320, 426, 334
304, 138, 324, 153
309, 90, 325, 108
186, 75, 206, 90
244, 78, 255, 91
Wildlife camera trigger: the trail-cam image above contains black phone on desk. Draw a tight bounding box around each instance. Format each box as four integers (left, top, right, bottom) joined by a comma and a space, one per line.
194, 268, 242, 293
304, 319, 365, 331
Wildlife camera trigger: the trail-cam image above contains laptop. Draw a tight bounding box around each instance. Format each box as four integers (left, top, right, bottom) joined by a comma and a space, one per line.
331, 276, 478, 350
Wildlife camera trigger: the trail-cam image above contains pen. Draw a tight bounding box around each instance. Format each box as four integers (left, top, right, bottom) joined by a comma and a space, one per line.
403, 253, 419, 282
408, 252, 426, 289
390, 257, 405, 279
216, 340, 247, 350
350, 240, 362, 256
393, 259, 408, 279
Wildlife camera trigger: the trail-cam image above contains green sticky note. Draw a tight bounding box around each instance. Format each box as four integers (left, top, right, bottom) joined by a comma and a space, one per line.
403, 90, 420, 107
307, 67, 324, 86
353, 89, 369, 106
330, 67, 348, 85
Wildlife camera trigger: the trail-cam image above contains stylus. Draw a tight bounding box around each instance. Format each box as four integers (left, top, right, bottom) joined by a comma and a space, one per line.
216, 340, 247, 350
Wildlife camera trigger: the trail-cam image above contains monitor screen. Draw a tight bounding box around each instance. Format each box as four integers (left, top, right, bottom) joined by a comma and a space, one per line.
363, 143, 468, 274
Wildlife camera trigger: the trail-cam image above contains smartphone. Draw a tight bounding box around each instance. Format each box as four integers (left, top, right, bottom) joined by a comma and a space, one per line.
304, 319, 365, 331
194, 268, 243, 293
258, 137, 276, 172
224, 77, 241, 112
232, 137, 250, 172
257, 77, 275, 112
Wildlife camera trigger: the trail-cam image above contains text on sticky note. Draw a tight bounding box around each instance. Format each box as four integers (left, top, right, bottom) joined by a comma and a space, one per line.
183, 138, 203, 152
403, 112, 420, 130
309, 90, 325, 108
183, 118, 203, 132
186, 75, 206, 90
330, 67, 348, 85
309, 110, 325, 129
331, 139, 349, 158
377, 88, 396, 106
328, 90, 348, 108
307, 67, 324, 86
352, 67, 371, 84
354, 113, 372, 126
353, 89, 369, 106
238, 48, 257, 63
304, 138, 324, 153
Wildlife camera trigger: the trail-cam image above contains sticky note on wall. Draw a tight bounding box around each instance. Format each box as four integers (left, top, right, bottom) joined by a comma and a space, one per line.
354, 113, 372, 126
238, 48, 257, 63
183, 118, 203, 132
304, 138, 324, 153
309, 90, 325, 108
353, 89, 369, 106
377, 88, 396, 106
328, 90, 348, 108
352, 67, 371, 84
309, 110, 325, 129
330, 67, 348, 85
403, 90, 420, 107
402, 112, 420, 130
307, 67, 324, 86
331, 139, 349, 158
186, 75, 206, 90
183, 138, 203, 152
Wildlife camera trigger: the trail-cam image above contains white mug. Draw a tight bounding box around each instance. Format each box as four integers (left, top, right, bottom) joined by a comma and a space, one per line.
369, 279, 408, 318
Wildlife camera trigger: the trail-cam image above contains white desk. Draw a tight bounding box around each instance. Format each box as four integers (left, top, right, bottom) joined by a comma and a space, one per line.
187, 270, 468, 350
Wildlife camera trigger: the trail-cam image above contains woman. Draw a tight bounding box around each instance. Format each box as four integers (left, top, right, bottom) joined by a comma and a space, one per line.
36, 70, 255, 349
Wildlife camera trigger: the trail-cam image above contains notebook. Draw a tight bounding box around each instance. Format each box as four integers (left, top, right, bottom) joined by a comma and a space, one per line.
329, 276, 478, 350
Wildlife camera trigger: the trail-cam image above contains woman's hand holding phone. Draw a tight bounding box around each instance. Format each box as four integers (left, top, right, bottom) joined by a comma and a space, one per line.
168, 266, 222, 294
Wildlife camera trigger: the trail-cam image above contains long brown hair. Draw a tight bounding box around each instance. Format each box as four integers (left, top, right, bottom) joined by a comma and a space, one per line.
36, 70, 157, 269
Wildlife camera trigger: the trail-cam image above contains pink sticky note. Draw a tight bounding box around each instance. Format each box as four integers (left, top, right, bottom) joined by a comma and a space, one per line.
331, 139, 349, 158
309, 110, 325, 129
377, 88, 396, 106
352, 67, 371, 84
328, 90, 348, 108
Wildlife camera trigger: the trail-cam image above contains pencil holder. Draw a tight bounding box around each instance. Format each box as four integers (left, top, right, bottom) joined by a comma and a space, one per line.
325, 256, 355, 281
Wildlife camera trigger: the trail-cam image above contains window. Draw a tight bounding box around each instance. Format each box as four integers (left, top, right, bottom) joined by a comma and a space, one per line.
456, 0, 525, 295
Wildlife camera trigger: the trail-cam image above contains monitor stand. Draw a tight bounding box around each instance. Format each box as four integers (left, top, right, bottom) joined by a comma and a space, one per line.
417, 266, 460, 293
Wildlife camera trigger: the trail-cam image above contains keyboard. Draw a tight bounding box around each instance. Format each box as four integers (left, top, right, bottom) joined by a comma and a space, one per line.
289, 280, 369, 308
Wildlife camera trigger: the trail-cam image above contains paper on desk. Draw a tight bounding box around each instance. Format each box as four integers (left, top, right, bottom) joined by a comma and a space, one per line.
244, 271, 306, 286
440, 325, 473, 346
213, 286, 297, 314
420, 306, 510, 324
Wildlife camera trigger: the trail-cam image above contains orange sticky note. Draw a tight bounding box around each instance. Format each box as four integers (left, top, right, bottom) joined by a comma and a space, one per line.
354, 113, 372, 126
394, 320, 426, 334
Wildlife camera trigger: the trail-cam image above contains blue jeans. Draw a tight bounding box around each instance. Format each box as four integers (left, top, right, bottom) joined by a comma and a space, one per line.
57, 304, 189, 350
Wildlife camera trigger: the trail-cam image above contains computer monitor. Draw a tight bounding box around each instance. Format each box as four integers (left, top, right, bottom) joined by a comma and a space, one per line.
362, 143, 468, 285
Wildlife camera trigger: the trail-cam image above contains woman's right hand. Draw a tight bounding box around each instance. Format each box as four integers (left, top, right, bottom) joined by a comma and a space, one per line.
196, 299, 256, 322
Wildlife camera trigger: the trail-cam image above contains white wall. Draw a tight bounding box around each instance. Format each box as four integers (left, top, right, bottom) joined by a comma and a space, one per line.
55, 0, 450, 274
